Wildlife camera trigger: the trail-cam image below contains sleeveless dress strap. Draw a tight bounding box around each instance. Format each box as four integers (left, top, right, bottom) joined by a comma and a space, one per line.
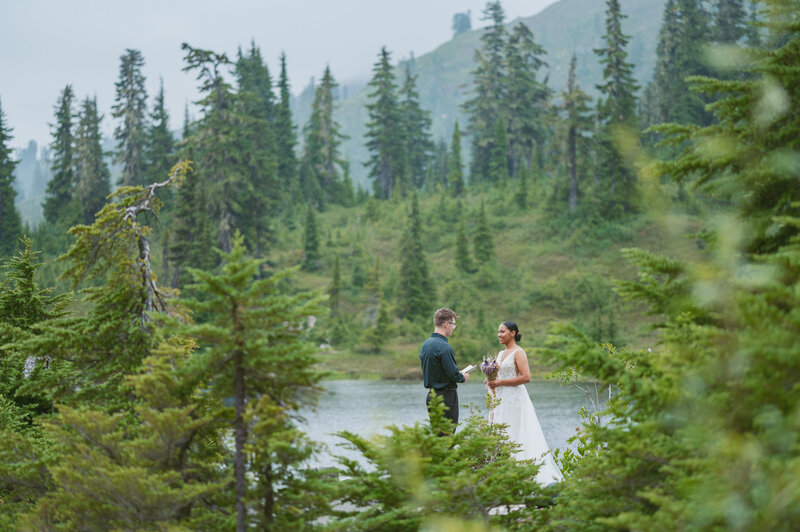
499, 347, 521, 365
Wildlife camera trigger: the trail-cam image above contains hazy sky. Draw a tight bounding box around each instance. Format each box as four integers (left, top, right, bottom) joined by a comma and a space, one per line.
1, 0, 556, 152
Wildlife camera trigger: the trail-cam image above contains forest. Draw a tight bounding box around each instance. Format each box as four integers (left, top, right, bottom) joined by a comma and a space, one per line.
1, 0, 799, 529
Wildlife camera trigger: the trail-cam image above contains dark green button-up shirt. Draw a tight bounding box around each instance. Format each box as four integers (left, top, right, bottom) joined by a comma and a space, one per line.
419, 332, 465, 391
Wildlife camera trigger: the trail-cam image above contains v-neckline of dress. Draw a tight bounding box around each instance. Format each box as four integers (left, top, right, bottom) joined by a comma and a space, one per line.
498, 347, 520, 366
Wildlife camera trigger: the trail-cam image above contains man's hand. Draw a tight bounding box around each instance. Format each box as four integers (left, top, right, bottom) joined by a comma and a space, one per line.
461, 371, 470, 382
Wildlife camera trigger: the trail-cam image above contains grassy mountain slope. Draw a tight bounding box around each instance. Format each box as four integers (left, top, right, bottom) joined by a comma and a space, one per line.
324, 0, 666, 189
263, 186, 702, 380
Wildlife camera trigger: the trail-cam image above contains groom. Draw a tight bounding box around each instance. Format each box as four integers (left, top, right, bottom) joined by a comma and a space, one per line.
419, 308, 470, 429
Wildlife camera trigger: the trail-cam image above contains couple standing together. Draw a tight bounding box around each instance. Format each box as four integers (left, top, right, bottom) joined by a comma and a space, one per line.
419, 307, 563, 485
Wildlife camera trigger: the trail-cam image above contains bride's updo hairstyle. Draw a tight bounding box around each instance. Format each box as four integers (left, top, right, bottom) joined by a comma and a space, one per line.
502, 321, 522, 342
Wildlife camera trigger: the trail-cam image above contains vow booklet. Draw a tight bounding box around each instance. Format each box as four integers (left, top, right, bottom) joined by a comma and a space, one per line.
461, 364, 478, 374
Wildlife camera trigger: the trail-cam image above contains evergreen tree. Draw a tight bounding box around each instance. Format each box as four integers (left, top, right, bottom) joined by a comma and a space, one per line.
455, 220, 473, 273
182, 44, 245, 253
447, 121, 465, 195
713, 0, 748, 43
429, 137, 449, 188
473, 201, 494, 264
488, 115, 509, 183
299, 66, 346, 207
74, 97, 111, 225
528, 142, 542, 204
145, 78, 175, 186
364, 255, 382, 302
655, 0, 800, 254
302, 205, 321, 271
112, 49, 148, 187
398, 193, 433, 322
0, 239, 69, 528
462, 1, 508, 183
562, 53, 593, 212
179, 232, 324, 531
648, 0, 713, 127
235, 42, 281, 258
329, 255, 341, 315
365, 47, 406, 199
745, 0, 762, 47
399, 64, 434, 189
505, 22, 549, 179
326, 401, 549, 530
452, 11, 472, 37
168, 165, 216, 287
516, 159, 530, 209
0, 98, 22, 256
168, 105, 216, 287
547, 8, 800, 528
594, 0, 640, 213
275, 52, 299, 200
17, 338, 228, 530
42, 85, 77, 226
15, 163, 190, 411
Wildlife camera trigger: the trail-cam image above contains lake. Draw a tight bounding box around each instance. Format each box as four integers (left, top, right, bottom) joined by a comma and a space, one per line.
299, 378, 597, 468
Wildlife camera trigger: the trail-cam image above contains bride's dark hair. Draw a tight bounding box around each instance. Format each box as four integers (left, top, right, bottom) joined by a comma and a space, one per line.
502, 321, 522, 342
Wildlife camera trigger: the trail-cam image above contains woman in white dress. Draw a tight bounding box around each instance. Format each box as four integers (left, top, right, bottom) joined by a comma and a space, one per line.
487, 321, 563, 485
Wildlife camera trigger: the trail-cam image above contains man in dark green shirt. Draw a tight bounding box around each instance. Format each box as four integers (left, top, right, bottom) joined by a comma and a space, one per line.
420, 307, 470, 428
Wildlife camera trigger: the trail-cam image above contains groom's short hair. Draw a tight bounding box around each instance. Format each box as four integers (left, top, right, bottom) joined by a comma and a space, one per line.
433, 308, 458, 327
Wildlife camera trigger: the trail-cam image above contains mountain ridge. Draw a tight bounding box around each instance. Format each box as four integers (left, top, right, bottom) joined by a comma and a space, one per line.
311, 0, 666, 188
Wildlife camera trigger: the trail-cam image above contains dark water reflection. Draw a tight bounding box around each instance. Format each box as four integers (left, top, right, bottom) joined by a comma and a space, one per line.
299, 379, 598, 468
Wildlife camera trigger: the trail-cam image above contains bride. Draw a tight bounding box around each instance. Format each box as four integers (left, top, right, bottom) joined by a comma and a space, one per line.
487, 321, 563, 485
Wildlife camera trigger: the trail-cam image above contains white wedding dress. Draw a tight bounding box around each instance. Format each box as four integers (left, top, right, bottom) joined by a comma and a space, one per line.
492, 349, 564, 485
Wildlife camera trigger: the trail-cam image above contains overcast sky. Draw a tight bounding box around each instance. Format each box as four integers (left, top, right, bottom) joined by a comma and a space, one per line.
1, 0, 556, 152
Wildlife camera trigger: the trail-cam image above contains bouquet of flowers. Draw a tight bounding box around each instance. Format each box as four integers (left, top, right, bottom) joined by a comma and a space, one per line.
481, 354, 500, 382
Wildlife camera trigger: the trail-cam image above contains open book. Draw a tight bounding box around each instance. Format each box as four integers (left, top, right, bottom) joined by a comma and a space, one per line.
461, 364, 478, 374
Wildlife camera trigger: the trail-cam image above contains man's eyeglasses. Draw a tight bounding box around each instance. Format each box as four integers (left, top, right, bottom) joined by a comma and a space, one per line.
449, 321, 457, 329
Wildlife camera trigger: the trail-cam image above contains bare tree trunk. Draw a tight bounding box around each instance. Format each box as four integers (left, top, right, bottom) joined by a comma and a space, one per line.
568, 125, 578, 211
234, 354, 247, 532
263, 461, 275, 530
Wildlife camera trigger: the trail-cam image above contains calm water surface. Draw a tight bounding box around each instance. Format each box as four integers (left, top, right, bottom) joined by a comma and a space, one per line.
299, 379, 594, 468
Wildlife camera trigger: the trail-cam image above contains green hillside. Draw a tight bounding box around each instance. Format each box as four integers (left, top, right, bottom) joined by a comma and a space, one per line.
262, 186, 702, 380
324, 0, 667, 188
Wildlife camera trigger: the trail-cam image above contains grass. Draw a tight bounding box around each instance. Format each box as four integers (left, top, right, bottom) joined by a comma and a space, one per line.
265, 185, 705, 380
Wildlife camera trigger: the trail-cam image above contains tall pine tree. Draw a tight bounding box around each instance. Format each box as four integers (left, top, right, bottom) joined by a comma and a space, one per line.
365, 47, 406, 199
179, 232, 324, 531
0, 97, 22, 256
182, 44, 246, 253
235, 42, 281, 258
299, 66, 346, 207
112, 49, 148, 187
275, 52, 299, 200
399, 64, 434, 189
562, 54, 593, 212
713, 0, 748, 43
302, 205, 321, 271
594, 0, 640, 213
74, 97, 111, 225
145, 78, 175, 186
43, 85, 77, 226
647, 0, 713, 127
505, 22, 549, 179
398, 193, 433, 322
462, 1, 508, 183
488, 115, 509, 183
447, 121, 465, 195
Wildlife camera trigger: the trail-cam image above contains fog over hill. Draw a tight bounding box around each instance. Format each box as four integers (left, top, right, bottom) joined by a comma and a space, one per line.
300, 0, 667, 188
